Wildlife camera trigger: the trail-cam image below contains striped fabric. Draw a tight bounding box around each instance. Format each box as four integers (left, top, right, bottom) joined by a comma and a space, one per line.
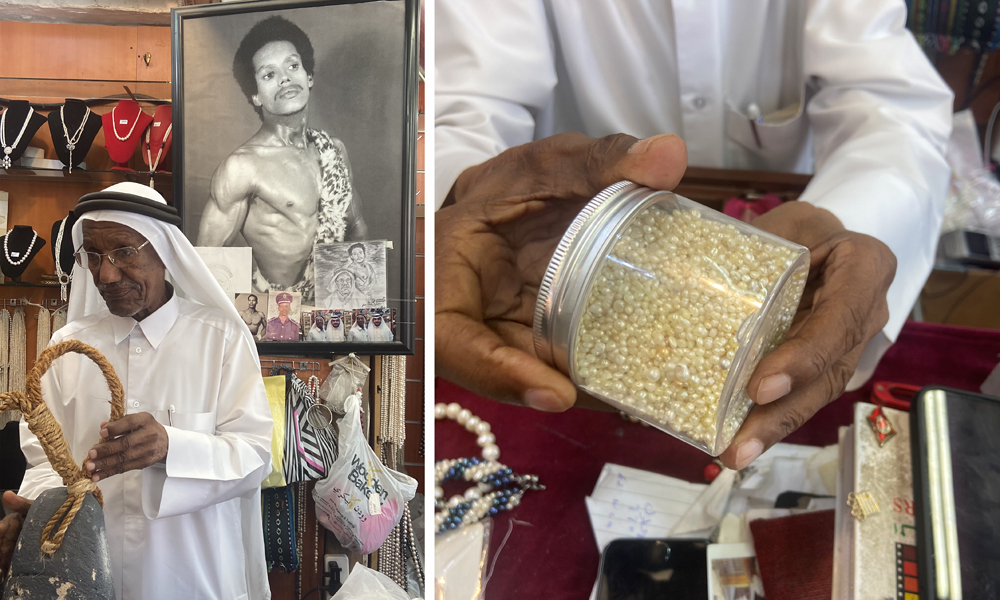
281, 372, 339, 484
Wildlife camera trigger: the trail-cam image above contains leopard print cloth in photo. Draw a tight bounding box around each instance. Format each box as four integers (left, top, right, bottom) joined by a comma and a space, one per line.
307, 128, 352, 245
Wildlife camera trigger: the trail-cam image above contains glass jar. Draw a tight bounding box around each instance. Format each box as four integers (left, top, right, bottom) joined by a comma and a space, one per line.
533, 182, 809, 455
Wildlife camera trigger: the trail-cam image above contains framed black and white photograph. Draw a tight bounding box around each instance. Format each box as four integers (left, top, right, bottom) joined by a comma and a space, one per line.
173, 0, 418, 355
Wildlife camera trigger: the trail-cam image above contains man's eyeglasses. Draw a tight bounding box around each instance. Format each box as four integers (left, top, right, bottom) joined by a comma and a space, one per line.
74, 240, 151, 269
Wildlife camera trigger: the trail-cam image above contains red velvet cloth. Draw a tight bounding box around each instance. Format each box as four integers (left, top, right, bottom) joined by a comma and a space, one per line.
749, 510, 835, 600
435, 321, 1000, 599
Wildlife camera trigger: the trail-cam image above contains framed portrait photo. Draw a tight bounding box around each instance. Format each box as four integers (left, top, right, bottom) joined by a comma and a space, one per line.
172, 0, 418, 355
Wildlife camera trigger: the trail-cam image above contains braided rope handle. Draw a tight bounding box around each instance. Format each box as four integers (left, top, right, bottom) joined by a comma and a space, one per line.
0, 339, 125, 555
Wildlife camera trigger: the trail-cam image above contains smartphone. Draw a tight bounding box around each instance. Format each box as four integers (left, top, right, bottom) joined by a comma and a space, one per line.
596, 538, 709, 600
911, 386, 1000, 598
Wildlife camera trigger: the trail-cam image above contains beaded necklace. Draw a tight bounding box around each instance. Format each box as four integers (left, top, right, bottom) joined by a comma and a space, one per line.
144, 122, 172, 189
36, 306, 50, 357
1, 107, 35, 169
54, 217, 72, 301
60, 104, 91, 173
376, 356, 423, 590
8, 308, 26, 395
434, 402, 544, 534
0, 308, 9, 393
111, 103, 142, 142
3, 230, 38, 267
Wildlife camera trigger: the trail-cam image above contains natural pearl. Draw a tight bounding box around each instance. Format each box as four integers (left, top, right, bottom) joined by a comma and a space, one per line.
456, 408, 472, 425
434, 486, 443, 499
434, 403, 446, 419
445, 403, 461, 419
464, 416, 481, 432
482, 444, 500, 461
464, 487, 483, 501
474, 421, 491, 435
448, 495, 463, 508
476, 432, 496, 447
571, 204, 807, 449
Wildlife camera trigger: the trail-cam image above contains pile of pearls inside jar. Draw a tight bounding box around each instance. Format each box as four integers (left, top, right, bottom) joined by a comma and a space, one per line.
533, 183, 809, 455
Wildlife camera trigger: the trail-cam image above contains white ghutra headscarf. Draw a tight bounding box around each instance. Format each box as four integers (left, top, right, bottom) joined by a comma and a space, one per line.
67, 182, 259, 359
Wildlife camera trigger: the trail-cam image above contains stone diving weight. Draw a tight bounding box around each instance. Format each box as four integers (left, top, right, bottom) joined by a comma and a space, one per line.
2, 487, 114, 600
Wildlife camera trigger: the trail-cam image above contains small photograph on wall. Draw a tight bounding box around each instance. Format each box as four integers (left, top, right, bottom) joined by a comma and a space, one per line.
314, 240, 387, 310
235, 292, 268, 341
352, 308, 395, 342
347, 309, 368, 342
264, 290, 302, 341
306, 309, 349, 342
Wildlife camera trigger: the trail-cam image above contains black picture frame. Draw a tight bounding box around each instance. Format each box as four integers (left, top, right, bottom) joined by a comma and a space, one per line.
171, 0, 418, 356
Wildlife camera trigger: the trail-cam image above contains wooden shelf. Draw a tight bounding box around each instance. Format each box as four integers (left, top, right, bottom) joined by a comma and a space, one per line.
1, 166, 172, 184
256, 340, 412, 357
0, 281, 61, 288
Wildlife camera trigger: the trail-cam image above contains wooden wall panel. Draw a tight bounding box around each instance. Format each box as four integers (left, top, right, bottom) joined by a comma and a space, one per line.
136, 26, 171, 82
0, 22, 138, 81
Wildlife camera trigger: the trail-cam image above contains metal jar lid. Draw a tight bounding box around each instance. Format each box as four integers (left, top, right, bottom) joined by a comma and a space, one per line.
533, 181, 676, 376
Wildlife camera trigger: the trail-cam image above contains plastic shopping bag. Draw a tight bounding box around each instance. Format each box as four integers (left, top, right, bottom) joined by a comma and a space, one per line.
331, 564, 410, 600
318, 354, 370, 413
313, 394, 417, 554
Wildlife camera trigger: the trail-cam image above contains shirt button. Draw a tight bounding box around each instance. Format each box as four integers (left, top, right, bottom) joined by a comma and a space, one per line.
135, 347, 142, 354
132, 401, 139, 408
693, 97, 707, 109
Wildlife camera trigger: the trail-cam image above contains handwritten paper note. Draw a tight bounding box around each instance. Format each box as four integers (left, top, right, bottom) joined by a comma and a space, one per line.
585, 463, 707, 552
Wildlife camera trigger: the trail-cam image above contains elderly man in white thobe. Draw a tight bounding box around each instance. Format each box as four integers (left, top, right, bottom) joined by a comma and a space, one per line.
0, 182, 272, 599
348, 313, 369, 342
307, 314, 329, 341
435, 0, 954, 471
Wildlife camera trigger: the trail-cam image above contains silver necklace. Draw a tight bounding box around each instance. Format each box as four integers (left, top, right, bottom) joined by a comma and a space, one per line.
1, 106, 35, 169
60, 104, 91, 173
4, 230, 38, 266
54, 216, 71, 301
111, 104, 142, 142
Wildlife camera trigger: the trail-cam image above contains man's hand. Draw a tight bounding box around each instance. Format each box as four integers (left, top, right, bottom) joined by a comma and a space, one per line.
0, 491, 32, 574
718, 201, 896, 470
436, 132, 688, 412
85, 413, 169, 482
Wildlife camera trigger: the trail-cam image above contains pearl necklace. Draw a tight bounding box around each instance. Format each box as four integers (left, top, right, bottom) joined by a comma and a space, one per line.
0, 309, 10, 427
8, 308, 25, 395
0, 308, 9, 393
1, 106, 35, 169
60, 104, 91, 173
36, 306, 50, 358
144, 122, 172, 189
54, 216, 71, 301
376, 356, 423, 591
111, 103, 142, 142
4, 230, 38, 266
434, 402, 544, 534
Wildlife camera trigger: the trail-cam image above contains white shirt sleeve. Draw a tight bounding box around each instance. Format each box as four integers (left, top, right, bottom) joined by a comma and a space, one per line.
796, 0, 953, 386
17, 376, 68, 501
141, 331, 272, 520
435, 0, 557, 207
